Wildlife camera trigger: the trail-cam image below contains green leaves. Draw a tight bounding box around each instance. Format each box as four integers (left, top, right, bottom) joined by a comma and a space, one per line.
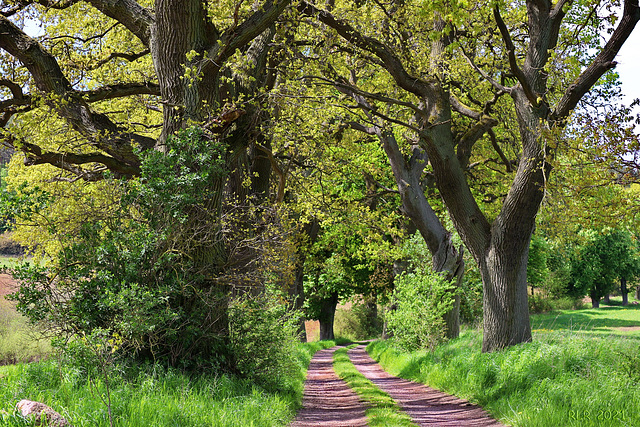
386, 266, 457, 352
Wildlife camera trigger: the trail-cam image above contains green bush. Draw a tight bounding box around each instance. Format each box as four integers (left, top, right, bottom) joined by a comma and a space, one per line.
229, 287, 302, 393
334, 297, 382, 340
386, 267, 456, 351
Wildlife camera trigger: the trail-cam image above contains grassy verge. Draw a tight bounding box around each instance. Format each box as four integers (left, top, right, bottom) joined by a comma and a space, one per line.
333, 345, 415, 427
368, 306, 640, 426
0, 340, 336, 426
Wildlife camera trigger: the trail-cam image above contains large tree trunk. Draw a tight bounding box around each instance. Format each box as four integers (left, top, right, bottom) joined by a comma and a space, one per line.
480, 235, 532, 352
378, 131, 463, 339
602, 294, 611, 304
319, 292, 339, 341
635, 285, 640, 301
591, 296, 600, 308
621, 277, 628, 306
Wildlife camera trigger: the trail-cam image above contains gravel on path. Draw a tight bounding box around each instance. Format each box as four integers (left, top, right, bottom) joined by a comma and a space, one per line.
289, 346, 368, 427
348, 344, 504, 427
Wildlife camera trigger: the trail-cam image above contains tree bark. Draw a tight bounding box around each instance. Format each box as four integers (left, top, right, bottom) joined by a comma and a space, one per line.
591, 296, 600, 308
480, 234, 532, 351
377, 131, 463, 339
635, 285, 640, 301
621, 277, 628, 306
602, 294, 611, 304
291, 219, 320, 341
318, 292, 339, 341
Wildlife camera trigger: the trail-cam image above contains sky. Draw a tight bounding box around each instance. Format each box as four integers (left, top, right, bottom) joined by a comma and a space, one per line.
615, 28, 640, 107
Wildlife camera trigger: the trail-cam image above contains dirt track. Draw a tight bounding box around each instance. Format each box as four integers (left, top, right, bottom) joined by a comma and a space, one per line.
291, 345, 503, 426
290, 346, 368, 427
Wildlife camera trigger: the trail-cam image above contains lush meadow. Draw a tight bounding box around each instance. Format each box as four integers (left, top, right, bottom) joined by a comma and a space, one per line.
0, 338, 335, 427
369, 302, 640, 426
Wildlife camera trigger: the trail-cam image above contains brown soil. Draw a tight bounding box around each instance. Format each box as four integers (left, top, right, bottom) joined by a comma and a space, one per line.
0, 273, 16, 297
348, 345, 504, 426
291, 344, 504, 426
290, 346, 368, 427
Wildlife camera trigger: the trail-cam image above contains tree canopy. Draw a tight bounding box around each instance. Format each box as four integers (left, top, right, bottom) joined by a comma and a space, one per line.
1, 0, 639, 361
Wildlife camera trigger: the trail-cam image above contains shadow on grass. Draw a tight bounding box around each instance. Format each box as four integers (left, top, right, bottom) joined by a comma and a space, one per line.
531, 304, 640, 340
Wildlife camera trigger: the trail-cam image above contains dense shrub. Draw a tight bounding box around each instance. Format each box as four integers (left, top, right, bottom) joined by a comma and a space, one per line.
6, 128, 295, 372
334, 297, 382, 340
386, 267, 456, 351
228, 288, 302, 393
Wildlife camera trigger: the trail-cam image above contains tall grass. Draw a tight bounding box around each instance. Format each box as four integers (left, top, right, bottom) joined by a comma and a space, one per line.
0, 340, 336, 426
0, 298, 51, 365
368, 328, 640, 426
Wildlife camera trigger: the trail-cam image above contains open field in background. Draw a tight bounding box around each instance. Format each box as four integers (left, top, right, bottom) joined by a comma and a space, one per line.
0, 269, 52, 365
532, 304, 640, 337
0, 255, 26, 270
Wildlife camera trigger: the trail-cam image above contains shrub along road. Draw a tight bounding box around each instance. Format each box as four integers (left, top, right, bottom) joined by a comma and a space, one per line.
291, 344, 503, 426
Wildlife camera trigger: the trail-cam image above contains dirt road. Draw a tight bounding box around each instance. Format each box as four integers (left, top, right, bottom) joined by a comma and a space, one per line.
290, 344, 504, 426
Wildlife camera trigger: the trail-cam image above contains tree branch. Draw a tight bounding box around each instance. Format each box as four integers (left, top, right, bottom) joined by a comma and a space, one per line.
298, 0, 432, 100
0, 15, 155, 164
2, 133, 140, 180
209, 0, 291, 69
85, 0, 154, 47
86, 48, 150, 70
82, 82, 160, 102
552, 0, 640, 121
456, 115, 499, 169
493, 6, 538, 105
459, 47, 511, 94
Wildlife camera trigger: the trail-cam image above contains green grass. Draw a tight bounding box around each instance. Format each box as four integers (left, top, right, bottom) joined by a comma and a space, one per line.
332, 345, 415, 426
0, 255, 29, 270
0, 340, 337, 426
531, 304, 640, 337
0, 298, 51, 365
368, 305, 640, 426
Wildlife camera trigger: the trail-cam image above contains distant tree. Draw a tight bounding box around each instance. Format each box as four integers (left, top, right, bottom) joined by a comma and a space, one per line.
527, 234, 549, 296
571, 229, 640, 308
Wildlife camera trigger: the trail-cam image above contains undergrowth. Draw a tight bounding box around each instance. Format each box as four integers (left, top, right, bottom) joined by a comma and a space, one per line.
368, 330, 640, 426
0, 340, 336, 426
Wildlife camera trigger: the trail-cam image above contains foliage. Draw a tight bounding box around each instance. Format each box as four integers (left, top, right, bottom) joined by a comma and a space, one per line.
334, 297, 383, 341
369, 314, 640, 426
228, 287, 302, 393
6, 127, 294, 371
527, 234, 549, 292
570, 228, 640, 304
386, 266, 457, 352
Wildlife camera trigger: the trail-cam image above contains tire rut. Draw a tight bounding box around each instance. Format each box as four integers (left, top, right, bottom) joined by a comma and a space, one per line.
347, 345, 504, 426
289, 346, 368, 427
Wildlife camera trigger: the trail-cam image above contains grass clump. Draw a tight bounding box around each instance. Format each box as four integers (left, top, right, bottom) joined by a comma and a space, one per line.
333, 345, 415, 426
368, 325, 640, 426
0, 340, 336, 426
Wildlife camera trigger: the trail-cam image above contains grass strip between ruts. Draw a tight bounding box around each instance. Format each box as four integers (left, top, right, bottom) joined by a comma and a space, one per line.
332, 345, 416, 427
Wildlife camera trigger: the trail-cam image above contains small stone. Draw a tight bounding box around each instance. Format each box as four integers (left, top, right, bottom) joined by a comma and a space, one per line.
15, 399, 71, 427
